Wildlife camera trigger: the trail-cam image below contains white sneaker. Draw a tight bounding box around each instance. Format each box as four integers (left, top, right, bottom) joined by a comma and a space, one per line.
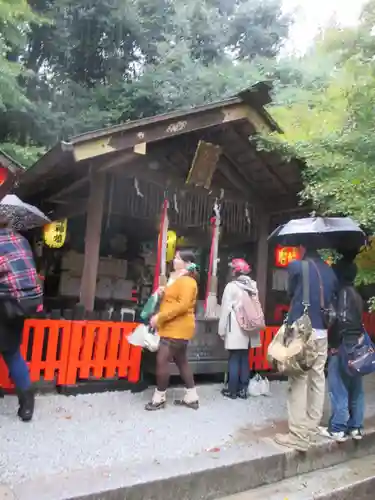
349, 429, 363, 441
318, 426, 348, 443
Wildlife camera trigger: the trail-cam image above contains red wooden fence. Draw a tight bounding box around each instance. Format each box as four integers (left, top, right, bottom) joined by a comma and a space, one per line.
0, 319, 142, 390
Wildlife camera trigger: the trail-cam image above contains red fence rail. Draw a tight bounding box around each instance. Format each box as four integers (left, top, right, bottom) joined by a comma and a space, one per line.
0, 319, 142, 390
65, 321, 141, 385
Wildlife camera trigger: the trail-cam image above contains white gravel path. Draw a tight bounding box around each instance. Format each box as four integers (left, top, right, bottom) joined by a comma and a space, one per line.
2, 377, 375, 488
0, 382, 288, 485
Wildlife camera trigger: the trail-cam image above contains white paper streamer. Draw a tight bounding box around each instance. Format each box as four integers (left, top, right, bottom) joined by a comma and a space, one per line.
213, 199, 221, 221
134, 178, 144, 197
245, 203, 251, 225
173, 193, 179, 213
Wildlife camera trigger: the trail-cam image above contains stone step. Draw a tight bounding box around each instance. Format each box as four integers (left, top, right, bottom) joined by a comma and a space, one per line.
219, 453, 375, 500
11, 428, 375, 500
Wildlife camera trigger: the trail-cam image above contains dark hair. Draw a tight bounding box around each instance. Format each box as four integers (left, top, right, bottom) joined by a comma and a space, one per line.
333, 260, 357, 285
177, 249, 196, 264
303, 248, 319, 257
231, 270, 243, 279
176, 249, 199, 281
0, 215, 9, 229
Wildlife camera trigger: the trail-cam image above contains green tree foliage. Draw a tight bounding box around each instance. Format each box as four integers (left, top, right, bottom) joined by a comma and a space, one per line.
0, 0, 38, 111
269, 6, 375, 230
259, 0, 375, 288
0, 0, 46, 165
0, 0, 292, 165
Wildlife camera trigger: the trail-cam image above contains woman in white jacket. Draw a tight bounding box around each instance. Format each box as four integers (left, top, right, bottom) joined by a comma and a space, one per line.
218, 259, 261, 399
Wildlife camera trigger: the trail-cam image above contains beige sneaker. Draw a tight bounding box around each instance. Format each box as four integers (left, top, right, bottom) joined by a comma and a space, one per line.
274, 433, 309, 452
145, 389, 166, 411
174, 387, 199, 410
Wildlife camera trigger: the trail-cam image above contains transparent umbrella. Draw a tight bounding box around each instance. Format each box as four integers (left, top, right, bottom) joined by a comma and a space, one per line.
0, 194, 51, 230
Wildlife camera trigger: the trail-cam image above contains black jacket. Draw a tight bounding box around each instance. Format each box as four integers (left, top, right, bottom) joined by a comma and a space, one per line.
328, 285, 363, 348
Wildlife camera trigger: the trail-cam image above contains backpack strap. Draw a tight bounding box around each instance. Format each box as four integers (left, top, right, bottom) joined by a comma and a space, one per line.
301, 260, 310, 311
308, 259, 324, 309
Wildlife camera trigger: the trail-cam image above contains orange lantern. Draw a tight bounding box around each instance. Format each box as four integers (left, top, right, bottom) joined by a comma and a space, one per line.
275, 246, 301, 268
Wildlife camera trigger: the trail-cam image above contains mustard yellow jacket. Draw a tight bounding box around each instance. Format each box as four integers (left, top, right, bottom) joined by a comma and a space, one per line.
156, 275, 198, 340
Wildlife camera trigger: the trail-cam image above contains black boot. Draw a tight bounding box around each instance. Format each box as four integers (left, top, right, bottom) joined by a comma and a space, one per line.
17, 388, 35, 422
221, 388, 237, 399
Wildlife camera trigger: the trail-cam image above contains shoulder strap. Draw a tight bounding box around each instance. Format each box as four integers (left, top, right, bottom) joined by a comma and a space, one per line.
308, 259, 324, 308
301, 260, 310, 308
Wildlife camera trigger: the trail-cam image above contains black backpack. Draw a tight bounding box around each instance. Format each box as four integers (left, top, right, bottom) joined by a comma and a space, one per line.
336, 285, 363, 337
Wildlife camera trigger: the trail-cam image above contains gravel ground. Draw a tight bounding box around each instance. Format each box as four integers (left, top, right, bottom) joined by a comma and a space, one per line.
1, 377, 375, 487
0, 382, 287, 485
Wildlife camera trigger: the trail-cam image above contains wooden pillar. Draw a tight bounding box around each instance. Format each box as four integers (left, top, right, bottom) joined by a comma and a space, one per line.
255, 212, 270, 310
80, 172, 106, 311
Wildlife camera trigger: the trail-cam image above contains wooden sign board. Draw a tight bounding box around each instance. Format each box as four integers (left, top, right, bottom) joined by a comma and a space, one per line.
186, 140, 222, 189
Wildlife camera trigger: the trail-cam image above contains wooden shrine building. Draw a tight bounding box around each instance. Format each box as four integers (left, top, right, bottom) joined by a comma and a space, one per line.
15, 82, 304, 323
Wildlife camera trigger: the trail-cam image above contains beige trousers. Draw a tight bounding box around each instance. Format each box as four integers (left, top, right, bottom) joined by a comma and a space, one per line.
287, 337, 328, 444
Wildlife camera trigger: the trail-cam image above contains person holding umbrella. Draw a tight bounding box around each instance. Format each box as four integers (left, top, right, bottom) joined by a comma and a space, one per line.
268, 216, 366, 451
274, 245, 338, 450
0, 196, 49, 422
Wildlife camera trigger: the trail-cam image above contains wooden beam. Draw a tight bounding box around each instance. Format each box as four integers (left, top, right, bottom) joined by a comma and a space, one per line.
255, 212, 270, 309
49, 152, 138, 202
114, 166, 249, 204
71, 103, 257, 163
230, 125, 291, 194
221, 152, 263, 205
217, 160, 253, 199
79, 172, 106, 311
49, 177, 89, 202
50, 199, 88, 220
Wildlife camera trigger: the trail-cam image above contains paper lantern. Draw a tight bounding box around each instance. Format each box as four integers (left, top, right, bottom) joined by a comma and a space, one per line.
166, 230, 177, 262
275, 246, 301, 268
43, 219, 67, 248
0, 166, 8, 186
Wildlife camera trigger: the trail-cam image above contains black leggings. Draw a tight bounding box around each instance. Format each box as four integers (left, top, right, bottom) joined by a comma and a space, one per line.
156, 338, 195, 391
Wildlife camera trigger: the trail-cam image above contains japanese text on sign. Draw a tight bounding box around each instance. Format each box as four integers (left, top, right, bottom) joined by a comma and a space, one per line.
275, 246, 301, 268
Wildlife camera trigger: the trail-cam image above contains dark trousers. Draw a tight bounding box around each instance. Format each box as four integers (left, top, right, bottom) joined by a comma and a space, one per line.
228, 349, 250, 394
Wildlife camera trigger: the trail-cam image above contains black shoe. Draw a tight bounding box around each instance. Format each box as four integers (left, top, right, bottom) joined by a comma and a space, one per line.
17, 388, 35, 422
237, 389, 248, 400
221, 388, 237, 399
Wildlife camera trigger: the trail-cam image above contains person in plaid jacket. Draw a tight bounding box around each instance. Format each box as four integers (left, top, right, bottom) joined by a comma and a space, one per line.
0, 217, 43, 422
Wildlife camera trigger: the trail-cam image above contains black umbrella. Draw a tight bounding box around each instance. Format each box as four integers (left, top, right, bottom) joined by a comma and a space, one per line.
268, 216, 367, 250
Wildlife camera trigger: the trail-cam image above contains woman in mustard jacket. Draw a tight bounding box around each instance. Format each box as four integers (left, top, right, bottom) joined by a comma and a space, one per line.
146, 250, 199, 411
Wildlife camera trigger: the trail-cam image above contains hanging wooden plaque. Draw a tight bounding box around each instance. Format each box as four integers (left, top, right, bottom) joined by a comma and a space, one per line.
186, 140, 222, 189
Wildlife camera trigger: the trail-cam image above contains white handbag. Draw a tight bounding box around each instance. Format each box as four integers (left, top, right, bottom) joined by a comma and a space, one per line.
127, 324, 160, 352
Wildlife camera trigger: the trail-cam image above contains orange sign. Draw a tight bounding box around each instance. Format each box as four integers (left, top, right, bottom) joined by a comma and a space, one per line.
275, 246, 301, 267
0, 166, 9, 186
